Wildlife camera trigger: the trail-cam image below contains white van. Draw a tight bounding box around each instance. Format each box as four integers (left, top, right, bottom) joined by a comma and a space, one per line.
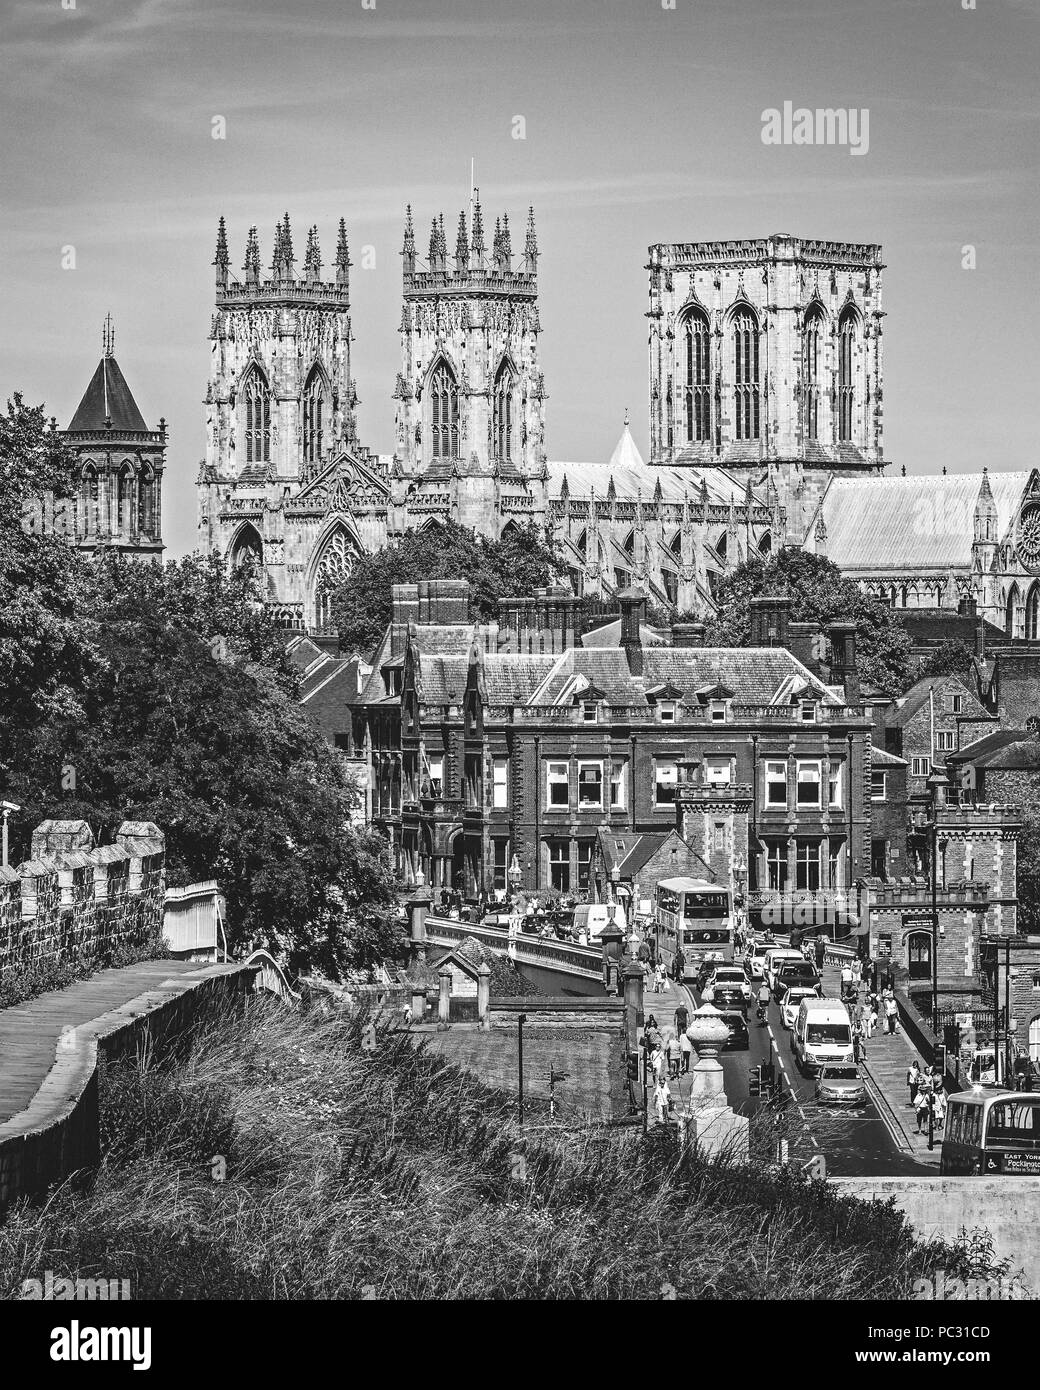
572, 903, 626, 941
793, 998, 854, 1074
764, 947, 804, 991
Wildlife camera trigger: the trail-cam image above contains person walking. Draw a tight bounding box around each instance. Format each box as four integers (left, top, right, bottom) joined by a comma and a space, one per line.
651, 1044, 666, 1085
914, 1085, 932, 1135
885, 994, 898, 1036
814, 937, 825, 972
934, 1087, 947, 1131
667, 1030, 682, 1079
907, 1061, 921, 1106
674, 1002, 689, 1037
653, 1075, 672, 1126
673, 948, 685, 983
679, 1028, 693, 1075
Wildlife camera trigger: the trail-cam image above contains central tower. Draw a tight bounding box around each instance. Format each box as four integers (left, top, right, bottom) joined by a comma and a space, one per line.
392, 196, 548, 535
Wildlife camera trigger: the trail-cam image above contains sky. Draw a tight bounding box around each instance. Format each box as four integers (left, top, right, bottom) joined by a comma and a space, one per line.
2, 0, 1038, 558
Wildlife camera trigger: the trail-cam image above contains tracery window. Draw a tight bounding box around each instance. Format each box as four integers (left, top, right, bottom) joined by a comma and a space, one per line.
803, 309, 824, 441
838, 310, 856, 442
303, 368, 327, 468
684, 311, 711, 443
430, 361, 459, 461
244, 368, 271, 464
492, 360, 513, 463
733, 309, 760, 441
314, 528, 355, 631
117, 466, 134, 534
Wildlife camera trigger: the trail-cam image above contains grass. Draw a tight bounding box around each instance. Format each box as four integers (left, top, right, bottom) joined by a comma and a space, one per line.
0, 932, 170, 1011
0, 997, 1023, 1300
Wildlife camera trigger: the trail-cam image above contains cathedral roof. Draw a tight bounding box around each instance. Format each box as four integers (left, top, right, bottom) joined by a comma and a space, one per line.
546, 459, 754, 508
814, 471, 1034, 574
67, 354, 149, 433
608, 416, 645, 471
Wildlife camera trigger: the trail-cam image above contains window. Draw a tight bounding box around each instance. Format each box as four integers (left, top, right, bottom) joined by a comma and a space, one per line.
492, 839, 509, 890
138, 466, 154, 535
710, 700, 729, 723
684, 311, 711, 443
244, 368, 271, 464
766, 840, 788, 890
581, 701, 599, 724
935, 731, 955, 752
548, 839, 570, 892
828, 763, 843, 809
609, 759, 627, 810
765, 761, 787, 807
733, 308, 760, 441
800, 701, 817, 723
796, 760, 821, 808
713, 822, 726, 851
796, 841, 822, 891
911, 757, 931, 778
704, 757, 732, 787
871, 770, 887, 802
658, 701, 677, 724
838, 310, 856, 442
803, 309, 823, 441
948, 693, 963, 715
427, 755, 443, 797
577, 762, 603, 809
828, 845, 842, 886
117, 466, 134, 533
430, 361, 459, 461
871, 838, 887, 879
655, 759, 679, 807
577, 840, 594, 891
493, 757, 508, 809
492, 360, 513, 463
303, 368, 326, 467
547, 762, 569, 808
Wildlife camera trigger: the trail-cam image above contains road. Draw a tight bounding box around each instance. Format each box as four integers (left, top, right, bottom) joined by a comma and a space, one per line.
651, 973, 931, 1177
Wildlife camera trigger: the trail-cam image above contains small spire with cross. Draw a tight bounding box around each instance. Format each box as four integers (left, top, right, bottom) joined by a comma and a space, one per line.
102, 313, 114, 357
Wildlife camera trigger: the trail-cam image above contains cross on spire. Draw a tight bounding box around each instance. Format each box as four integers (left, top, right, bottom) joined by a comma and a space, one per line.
102, 313, 114, 357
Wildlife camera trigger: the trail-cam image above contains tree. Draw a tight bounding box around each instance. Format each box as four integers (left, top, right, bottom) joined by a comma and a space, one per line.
916, 640, 976, 680
328, 520, 563, 655
704, 549, 914, 693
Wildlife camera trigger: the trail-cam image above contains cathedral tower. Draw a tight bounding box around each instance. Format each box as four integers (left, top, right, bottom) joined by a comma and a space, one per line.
392, 197, 548, 535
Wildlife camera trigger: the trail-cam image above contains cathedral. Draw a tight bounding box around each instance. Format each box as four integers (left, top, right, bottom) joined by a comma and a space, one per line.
82, 203, 1037, 646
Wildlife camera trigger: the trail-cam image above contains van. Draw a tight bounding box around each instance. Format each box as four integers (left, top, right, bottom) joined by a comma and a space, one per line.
572, 903, 626, 941
764, 947, 804, 991
746, 940, 774, 979
793, 998, 854, 1074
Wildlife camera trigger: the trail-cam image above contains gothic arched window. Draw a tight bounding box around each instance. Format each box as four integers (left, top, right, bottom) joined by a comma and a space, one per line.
732, 308, 760, 441
838, 310, 857, 442
138, 464, 154, 536
430, 361, 459, 461
314, 527, 356, 631
492, 360, 513, 463
303, 367, 327, 469
117, 465, 134, 534
1027, 584, 1040, 642
230, 523, 263, 576
684, 311, 711, 443
244, 368, 271, 465
1005, 584, 1020, 637
803, 308, 824, 442
81, 465, 98, 537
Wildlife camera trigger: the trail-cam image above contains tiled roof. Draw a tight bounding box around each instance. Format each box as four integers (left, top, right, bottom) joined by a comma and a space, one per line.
414, 624, 474, 656
546, 459, 756, 507
871, 746, 908, 767
818, 472, 1032, 573
888, 675, 973, 728
67, 354, 149, 432
300, 655, 361, 705
950, 730, 1040, 770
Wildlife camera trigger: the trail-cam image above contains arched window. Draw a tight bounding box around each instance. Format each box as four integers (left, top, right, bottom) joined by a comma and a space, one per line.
303, 367, 327, 469
684, 311, 711, 443
230, 524, 263, 575
907, 931, 931, 981
1026, 584, 1039, 642
313, 527, 356, 631
1006, 584, 1020, 637
1029, 1015, 1040, 1065
244, 368, 271, 465
117, 466, 134, 534
430, 361, 459, 461
138, 464, 154, 536
716, 532, 728, 561
838, 310, 857, 442
81, 465, 98, 537
576, 528, 587, 558
758, 532, 772, 556
492, 360, 513, 463
732, 308, 760, 441
803, 308, 824, 442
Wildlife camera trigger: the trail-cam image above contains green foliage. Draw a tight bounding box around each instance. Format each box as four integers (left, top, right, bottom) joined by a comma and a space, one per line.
329, 519, 563, 656
704, 549, 914, 693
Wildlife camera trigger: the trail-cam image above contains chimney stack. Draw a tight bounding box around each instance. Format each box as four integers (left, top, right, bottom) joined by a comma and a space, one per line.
617, 588, 646, 676
390, 583, 419, 657
672, 623, 706, 648
826, 621, 859, 704
749, 595, 792, 647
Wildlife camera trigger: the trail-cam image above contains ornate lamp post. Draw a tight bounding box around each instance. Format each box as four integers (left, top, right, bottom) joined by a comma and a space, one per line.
925, 768, 951, 1028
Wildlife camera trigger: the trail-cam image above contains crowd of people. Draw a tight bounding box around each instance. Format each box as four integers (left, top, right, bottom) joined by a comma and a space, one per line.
906, 1060, 948, 1134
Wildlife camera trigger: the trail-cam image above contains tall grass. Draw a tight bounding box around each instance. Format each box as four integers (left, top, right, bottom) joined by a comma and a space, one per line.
0, 998, 1020, 1300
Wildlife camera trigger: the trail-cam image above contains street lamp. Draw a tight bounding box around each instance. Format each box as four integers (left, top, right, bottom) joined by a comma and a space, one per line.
925, 769, 950, 1031
609, 862, 620, 903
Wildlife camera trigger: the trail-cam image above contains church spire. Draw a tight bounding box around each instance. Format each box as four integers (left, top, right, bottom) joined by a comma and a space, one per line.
335, 218, 350, 288
455, 210, 468, 273
273, 212, 295, 280
524, 206, 538, 275
244, 226, 260, 285
500, 211, 512, 263
214, 216, 229, 288
304, 224, 322, 282
102, 313, 114, 358
470, 190, 485, 268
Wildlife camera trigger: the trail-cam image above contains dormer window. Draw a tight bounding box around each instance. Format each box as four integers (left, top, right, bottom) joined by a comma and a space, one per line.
800, 700, 817, 723
582, 701, 599, 724
710, 700, 729, 723
658, 700, 677, 724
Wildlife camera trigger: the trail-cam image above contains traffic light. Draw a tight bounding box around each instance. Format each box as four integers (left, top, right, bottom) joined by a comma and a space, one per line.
944, 1024, 960, 1057
762, 1060, 776, 1087
933, 1043, 947, 1076
627, 1052, 639, 1082
749, 1065, 763, 1097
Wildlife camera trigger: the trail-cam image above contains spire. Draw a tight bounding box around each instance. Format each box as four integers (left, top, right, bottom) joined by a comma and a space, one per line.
500, 211, 512, 262
524, 206, 538, 275
271, 219, 284, 275
282, 212, 294, 270
438, 212, 447, 262
402, 205, 415, 278
974, 467, 998, 544
335, 217, 350, 287
305, 224, 322, 282
214, 216, 229, 288
428, 216, 439, 266
273, 213, 294, 280
470, 189, 485, 268
493, 216, 502, 266
102, 313, 114, 358
455, 210, 468, 273
244, 226, 260, 285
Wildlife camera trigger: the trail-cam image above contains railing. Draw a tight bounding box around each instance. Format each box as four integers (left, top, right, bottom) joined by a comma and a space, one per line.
497, 702, 867, 726
425, 916, 603, 980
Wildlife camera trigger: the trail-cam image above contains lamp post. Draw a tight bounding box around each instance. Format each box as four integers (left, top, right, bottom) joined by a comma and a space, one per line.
609, 861, 620, 903
925, 769, 950, 1030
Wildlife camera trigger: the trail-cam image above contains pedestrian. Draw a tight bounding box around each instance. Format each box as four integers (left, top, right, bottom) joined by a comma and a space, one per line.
885, 995, 898, 1036
868, 998, 878, 1038
655, 963, 666, 994
680, 1028, 693, 1074
814, 938, 825, 971
907, 1060, 921, 1105
934, 1088, 947, 1131
674, 948, 685, 982
914, 1086, 931, 1134
651, 1045, 666, 1084
853, 1031, 864, 1064
653, 1075, 671, 1125
667, 1030, 682, 1079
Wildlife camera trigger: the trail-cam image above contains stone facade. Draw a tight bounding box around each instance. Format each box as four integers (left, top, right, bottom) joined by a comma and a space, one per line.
0, 819, 165, 978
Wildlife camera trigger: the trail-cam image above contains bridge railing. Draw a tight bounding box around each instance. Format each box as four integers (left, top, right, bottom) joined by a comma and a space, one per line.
425, 915, 603, 979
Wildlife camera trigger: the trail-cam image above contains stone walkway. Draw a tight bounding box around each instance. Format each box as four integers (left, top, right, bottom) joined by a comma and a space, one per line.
0, 959, 203, 1123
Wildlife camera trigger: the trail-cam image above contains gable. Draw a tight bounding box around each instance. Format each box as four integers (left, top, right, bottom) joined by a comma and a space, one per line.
294, 451, 390, 508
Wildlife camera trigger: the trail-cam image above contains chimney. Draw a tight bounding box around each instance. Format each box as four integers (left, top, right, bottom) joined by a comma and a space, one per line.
498, 588, 579, 654
390, 583, 419, 658
417, 579, 470, 625
618, 588, 646, 676
749, 595, 792, 647
826, 621, 859, 704
672, 623, 705, 648
787, 620, 823, 673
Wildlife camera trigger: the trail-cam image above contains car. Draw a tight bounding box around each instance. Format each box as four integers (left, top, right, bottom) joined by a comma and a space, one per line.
779, 985, 822, 1030
717, 1009, 750, 1051
704, 982, 748, 1012
815, 1063, 867, 1106
704, 965, 752, 1000
772, 962, 821, 1000
746, 940, 775, 979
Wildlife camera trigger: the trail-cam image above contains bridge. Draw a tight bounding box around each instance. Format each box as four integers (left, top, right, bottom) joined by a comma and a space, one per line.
424, 916, 608, 995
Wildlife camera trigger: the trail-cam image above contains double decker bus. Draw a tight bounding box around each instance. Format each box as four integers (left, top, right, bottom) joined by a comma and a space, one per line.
654, 877, 733, 981
940, 1088, 1040, 1175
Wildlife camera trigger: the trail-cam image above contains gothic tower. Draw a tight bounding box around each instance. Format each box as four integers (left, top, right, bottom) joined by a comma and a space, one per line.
198, 215, 388, 632
391, 196, 548, 535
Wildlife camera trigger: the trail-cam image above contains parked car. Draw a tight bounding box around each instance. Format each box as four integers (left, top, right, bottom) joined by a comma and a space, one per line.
779, 984, 822, 1030
717, 1009, 750, 1051
815, 1063, 867, 1106
773, 961, 821, 1000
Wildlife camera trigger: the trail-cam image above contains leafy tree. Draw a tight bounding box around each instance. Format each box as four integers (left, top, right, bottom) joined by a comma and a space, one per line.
328, 520, 563, 655
915, 640, 976, 680
704, 549, 914, 693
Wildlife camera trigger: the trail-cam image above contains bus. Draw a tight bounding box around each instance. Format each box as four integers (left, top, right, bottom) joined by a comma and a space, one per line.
654, 877, 732, 981
940, 1088, 1040, 1176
